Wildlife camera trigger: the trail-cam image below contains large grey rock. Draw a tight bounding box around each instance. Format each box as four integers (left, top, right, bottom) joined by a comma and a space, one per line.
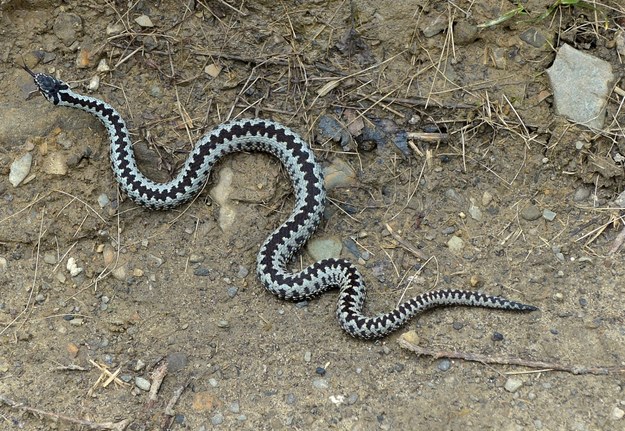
546, 44, 615, 129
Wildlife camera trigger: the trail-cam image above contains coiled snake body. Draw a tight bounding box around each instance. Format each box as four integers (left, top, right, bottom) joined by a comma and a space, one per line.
24, 67, 536, 339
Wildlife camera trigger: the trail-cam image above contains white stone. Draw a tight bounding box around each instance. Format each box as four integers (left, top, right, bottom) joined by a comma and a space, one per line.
9, 153, 32, 187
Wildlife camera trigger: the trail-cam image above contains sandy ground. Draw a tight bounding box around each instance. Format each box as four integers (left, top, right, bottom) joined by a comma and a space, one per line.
1, 1, 625, 430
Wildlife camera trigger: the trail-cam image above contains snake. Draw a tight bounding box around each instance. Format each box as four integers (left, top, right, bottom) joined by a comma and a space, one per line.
23, 66, 537, 339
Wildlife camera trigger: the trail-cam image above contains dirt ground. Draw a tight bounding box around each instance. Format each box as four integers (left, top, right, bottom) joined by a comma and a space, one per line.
1, 0, 625, 430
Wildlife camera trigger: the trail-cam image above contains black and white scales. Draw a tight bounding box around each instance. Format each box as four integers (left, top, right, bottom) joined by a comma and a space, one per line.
24, 66, 537, 339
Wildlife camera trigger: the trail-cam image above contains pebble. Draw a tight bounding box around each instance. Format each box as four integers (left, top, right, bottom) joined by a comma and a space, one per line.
453, 20, 478, 45
542, 209, 557, 221
194, 268, 210, 277
0, 257, 7, 272
315, 367, 326, 376
304, 351, 312, 362
106, 23, 123, 35
520, 205, 541, 221
312, 378, 329, 389
111, 265, 127, 281
519, 28, 549, 48
210, 412, 224, 425
97, 194, 110, 208
421, 13, 447, 37
150, 86, 163, 98
482, 191, 493, 206
612, 406, 625, 420
69, 318, 83, 326
88, 75, 100, 91
573, 187, 591, 202
167, 352, 189, 372
236, 265, 249, 278
347, 393, 359, 405
504, 377, 523, 393
229, 401, 240, 413
447, 236, 464, 253
437, 359, 451, 371
546, 43, 615, 129
135, 376, 152, 392
208, 378, 219, 387
323, 158, 357, 189
285, 393, 296, 404
96, 59, 111, 72
134, 15, 154, 27
468, 198, 482, 221
43, 253, 57, 265
492, 332, 504, 341
217, 320, 229, 328
306, 237, 342, 261
226, 286, 238, 298
9, 153, 32, 187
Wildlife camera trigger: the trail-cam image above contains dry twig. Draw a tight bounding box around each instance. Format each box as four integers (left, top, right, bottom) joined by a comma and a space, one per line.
0, 394, 130, 430
398, 336, 625, 376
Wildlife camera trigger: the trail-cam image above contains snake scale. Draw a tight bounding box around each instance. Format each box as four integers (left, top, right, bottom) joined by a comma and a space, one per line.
23, 66, 537, 339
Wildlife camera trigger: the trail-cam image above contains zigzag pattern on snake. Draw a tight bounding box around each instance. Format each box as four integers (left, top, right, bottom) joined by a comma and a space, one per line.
23, 66, 537, 339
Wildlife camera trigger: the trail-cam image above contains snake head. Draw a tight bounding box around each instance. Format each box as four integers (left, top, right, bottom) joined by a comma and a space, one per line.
22, 64, 69, 105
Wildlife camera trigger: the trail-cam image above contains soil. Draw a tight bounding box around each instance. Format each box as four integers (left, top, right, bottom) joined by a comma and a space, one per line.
1, 1, 625, 430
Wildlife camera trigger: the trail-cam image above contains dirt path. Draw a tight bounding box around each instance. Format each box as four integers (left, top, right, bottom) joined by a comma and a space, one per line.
1, 1, 624, 430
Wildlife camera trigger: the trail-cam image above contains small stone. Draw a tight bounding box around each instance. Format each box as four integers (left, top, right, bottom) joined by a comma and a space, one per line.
134, 359, 145, 371
208, 378, 219, 387
519, 28, 548, 48
9, 153, 32, 187
229, 401, 240, 413
422, 13, 447, 37
285, 393, 296, 404
437, 359, 451, 371
573, 187, 590, 202
323, 158, 357, 189
189, 254, 204, 263
194, 268, 210, 277
167, 352, 189, 372
520, 205, 542, 221
217, 320, 229, 328
135, 376, 151, 391
106, 23, 124, 35
98, 194, 110, 208
315, 367, 326, 376
211, 412, 224, 425
226, 286, 238, 298
43, 253, 57, 265
399, 330, 419, 346
69, 318, 83, 326
88, 75, 100, 91
611, 406, 624, 420
35, 293, 45, 304
447, 236, 464, 253
205, 64, 222, 77
482, 191, 493, 206
111, 265, 127, 281
134, 15, 154, 27
96, 59, 111, 72
304, 351, 312, 362
236, 265, 249, 278
468, 198, 482, 221
492, 332, 504, 341
542, 209, 557, 221
504, 377, 523, 393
